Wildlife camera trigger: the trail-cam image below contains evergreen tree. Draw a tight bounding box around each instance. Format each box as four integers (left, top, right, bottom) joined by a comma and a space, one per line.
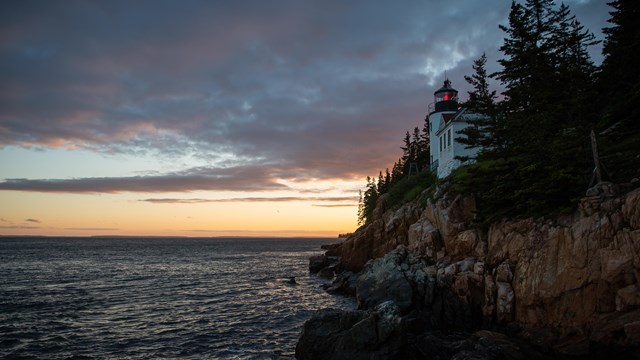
455, 0, 600, 222
391, 159, 404, 185
357, 190, 364, 225
411, 126, 424, 172
598, 0, 640, 182
384, 168, 391, 189
420, 119, 431, 167
377, 170, 389, 194
457, 53, 500, 160
357, 176, 379, 225
401, 131, 415, 176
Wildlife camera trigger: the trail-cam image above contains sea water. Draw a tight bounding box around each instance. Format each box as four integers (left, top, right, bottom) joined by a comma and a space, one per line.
0, 237, 354, 359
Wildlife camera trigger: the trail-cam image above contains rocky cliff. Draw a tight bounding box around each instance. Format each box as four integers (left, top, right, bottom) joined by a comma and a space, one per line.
297, 182, 640, 359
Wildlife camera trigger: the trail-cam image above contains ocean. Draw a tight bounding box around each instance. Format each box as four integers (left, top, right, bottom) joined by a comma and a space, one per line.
0, 237, 354, 359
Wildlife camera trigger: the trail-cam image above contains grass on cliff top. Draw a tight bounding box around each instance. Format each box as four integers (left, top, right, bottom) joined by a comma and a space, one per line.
448, 159, 584, 227
387, 171, 437, 210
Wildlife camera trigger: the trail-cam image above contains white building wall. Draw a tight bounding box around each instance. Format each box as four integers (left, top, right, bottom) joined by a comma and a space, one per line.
428, 111, 456, 170
428, 112, 440, 165
430, 113, 481, 179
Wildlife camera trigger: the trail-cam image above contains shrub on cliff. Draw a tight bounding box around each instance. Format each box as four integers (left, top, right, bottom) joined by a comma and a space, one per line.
386, 171, 436, 210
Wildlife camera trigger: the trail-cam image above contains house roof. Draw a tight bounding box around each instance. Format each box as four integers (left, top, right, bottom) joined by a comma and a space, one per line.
436, 108, 469, 136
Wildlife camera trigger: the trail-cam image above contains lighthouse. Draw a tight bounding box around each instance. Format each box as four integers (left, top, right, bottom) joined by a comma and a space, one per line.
428, 79, 480, 178
433, 79, 458, 112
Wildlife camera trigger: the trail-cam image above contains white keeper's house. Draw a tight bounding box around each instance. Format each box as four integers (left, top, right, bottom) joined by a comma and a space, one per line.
428, 79, 482, 179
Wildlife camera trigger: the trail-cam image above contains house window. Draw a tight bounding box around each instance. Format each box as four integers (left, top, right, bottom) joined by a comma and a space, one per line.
439, 136, 443, 151
447, 129, 451, 147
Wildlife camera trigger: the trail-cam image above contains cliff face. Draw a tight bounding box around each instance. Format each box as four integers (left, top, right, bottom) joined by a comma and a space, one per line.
334, 183, 640, 351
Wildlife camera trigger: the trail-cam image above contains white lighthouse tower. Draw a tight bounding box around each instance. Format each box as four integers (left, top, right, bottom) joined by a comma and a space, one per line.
428, 79, 480, 178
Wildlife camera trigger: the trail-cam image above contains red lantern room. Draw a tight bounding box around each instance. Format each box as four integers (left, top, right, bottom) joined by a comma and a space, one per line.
434, 79, 458, 112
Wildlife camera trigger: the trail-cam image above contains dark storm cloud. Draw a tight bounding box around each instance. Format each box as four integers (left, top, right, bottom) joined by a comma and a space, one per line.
0, 165, 287, 193
0, 0, 610, 187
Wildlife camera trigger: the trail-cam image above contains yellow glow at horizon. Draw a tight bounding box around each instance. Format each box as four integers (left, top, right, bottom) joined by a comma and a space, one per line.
0, 188, 360, 237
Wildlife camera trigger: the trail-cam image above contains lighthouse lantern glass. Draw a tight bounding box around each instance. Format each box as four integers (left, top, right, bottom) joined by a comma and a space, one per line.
436, 91, 456, 103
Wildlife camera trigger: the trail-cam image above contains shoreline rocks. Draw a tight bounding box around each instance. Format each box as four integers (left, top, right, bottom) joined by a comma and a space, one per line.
299, 185, 640, 359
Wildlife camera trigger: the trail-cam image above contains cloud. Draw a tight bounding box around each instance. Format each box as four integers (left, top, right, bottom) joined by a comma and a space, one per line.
0, 225, 39, 230
64, 227, 119, 231
0, 0, 610, 182
312, 204, 358, 208
0, 165, 288, 193
140, 196, 359, 204
24, 218, 40, 223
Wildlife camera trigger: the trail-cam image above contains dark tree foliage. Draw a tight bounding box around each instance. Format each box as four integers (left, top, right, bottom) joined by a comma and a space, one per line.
401, 131, 415, 175
414, 125, 430, 171
597, 0, 640, 182
420, 119, 431, 164
456, 53, 500, 160
390, 157, 405, 185
357, 176, 379, 225
454, 0, 600, 224
358, 118, 432, 224
359, 0, 640, 226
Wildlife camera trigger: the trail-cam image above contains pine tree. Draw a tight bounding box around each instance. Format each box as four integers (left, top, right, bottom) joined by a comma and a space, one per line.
357, 176, 379, 225
377, 171, 389, 194
411, 126, 423, 172
420, 119, 431, 168
457, 53, 499, 160
391, 159, 404, 185
455, 0, 601, 222
400, 131, 415, 176
598, 0, 640, 182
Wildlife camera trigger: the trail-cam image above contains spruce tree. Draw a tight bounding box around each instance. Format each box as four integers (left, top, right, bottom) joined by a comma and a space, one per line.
401, 131, 415, 176
457, 53, 499, 159
357, 176, 379, 225
456, 0, 600, 222
420, 119, 431, 168
598, 0, 640, 182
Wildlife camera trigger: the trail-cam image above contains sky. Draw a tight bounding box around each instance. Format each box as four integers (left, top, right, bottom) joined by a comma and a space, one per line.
0, 0, 610, 237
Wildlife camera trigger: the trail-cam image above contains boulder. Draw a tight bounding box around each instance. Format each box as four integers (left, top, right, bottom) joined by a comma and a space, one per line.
317, 267, 335, 279
309, 255, 329, 273
356, 248, 414, 312
325, 271, 358, 296
320, 242, 342, 256
295, 303, 406, 360
295, 308, 370, 360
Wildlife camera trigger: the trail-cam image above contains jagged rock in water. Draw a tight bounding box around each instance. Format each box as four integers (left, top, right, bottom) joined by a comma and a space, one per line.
309, 255, 329, 273
325, 271, 357, 296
